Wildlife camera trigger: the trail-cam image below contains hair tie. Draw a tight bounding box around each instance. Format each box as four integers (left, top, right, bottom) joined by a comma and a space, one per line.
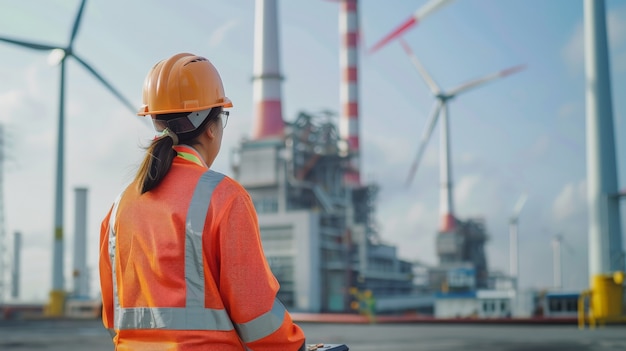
157, 128, 179, 145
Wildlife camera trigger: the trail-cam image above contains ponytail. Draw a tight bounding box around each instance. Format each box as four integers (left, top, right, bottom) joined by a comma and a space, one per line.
134, 135, 177, 194
133, 107, 223, 194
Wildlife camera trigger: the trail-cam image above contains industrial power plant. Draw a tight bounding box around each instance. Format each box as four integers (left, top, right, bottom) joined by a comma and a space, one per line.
0, 0, 624, 329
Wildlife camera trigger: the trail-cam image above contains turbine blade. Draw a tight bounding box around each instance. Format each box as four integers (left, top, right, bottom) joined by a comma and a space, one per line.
448, 64, 526, 97
399, 38, 440, 95
368, 16, 416, 54
72, 55, 136, 114
511, 192, 528, 220
414, 0, 456, 20
406, 100, 443, 187
69, 0, 88, 47
368, 0, 456, 54
0, 36, 58, 51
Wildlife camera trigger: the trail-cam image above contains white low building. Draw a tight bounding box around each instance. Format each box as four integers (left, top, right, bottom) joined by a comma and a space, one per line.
435, 289, 516, 319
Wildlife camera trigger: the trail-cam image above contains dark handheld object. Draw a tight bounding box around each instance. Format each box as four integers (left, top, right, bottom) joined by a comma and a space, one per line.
307, 343, 349, 351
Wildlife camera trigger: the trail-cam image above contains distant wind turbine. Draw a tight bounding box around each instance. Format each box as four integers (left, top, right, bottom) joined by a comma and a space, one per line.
398, 37, 525, 233
368, 0, 456, 54
551, 233, 586, 290
509, 193, 528, 286
0, 0, 135, 316
552, 234, 563, 290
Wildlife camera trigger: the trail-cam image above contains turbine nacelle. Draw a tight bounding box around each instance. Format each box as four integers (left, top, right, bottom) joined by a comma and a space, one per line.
47, 49, 67, 66
436, 93, 453, 101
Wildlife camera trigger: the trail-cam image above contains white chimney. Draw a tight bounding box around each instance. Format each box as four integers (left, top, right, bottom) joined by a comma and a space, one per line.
11, 231, 21, 299
73, 187, 89, 298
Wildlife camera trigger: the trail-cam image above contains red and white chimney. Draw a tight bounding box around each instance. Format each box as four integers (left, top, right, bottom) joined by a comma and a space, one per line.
340, 0, 360, 185
252, 0, 285, 140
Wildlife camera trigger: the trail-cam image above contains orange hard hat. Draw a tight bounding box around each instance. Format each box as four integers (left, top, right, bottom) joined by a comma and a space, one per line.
137, 53, 233, 116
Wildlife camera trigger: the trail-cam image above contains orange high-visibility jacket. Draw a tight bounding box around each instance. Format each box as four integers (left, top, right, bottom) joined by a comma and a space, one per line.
99, 145, 305, 351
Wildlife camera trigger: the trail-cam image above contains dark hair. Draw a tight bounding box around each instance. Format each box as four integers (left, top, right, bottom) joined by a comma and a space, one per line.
134, 107, 222, 194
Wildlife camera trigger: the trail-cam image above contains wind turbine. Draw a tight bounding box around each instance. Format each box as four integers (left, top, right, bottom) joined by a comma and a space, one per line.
398, 37, 525, 233
551, 233, 587, 290
0, 0, 135, 316
509, 193, 527, 287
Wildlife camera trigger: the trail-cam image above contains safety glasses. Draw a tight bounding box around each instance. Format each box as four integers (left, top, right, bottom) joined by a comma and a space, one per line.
153, 108, 229, 133
219, 110, 229, 129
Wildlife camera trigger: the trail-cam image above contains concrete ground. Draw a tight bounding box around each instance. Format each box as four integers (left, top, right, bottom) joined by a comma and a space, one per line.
0, 318, 625, 351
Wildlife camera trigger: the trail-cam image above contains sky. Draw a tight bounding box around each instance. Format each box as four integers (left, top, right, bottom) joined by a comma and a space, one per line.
0, 0, 624, 303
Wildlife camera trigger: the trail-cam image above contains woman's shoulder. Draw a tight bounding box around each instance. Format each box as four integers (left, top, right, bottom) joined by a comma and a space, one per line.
207, 170, 250, 197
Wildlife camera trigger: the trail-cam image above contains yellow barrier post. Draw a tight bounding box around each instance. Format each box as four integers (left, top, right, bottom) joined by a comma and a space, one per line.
578, 290, 591, 329
589, 272, 625, 326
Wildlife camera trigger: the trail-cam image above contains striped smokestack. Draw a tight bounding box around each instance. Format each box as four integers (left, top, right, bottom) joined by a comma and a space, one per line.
252, 0, 285, 140
340, 0, 360, 185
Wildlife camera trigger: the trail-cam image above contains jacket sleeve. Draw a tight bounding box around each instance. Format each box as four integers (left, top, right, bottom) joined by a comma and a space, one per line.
99, 206, 115, 338
217, 191, 306, 351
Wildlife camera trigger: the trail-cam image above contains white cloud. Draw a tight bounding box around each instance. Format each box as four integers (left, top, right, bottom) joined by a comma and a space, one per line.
0, 90, 27, 123
380, 198, 439, 265
456, 174, 481, 206
552, 180, 586, 223
209, 19, 239, 48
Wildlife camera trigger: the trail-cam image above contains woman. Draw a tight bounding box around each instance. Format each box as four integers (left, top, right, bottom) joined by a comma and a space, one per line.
99, 53, 306, 351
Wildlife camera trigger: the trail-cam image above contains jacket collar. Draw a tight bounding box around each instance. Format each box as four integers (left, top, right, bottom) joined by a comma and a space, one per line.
173, 144, 209, 169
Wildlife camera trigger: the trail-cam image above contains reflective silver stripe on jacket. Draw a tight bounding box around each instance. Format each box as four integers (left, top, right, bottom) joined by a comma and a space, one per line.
108, 192, 123, 332
235, 298, 287, 342
108, 170, 287, 341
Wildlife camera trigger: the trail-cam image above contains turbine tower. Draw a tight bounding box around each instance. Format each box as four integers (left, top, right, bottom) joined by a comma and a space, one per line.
552, 234, 563, 290
584, 0, 624, 321
584, 0, 623, 278
0, 0, 135, 315
0, 124, 6, 305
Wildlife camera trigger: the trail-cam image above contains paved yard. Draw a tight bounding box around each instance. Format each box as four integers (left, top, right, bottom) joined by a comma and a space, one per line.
0, 319, 625, 351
